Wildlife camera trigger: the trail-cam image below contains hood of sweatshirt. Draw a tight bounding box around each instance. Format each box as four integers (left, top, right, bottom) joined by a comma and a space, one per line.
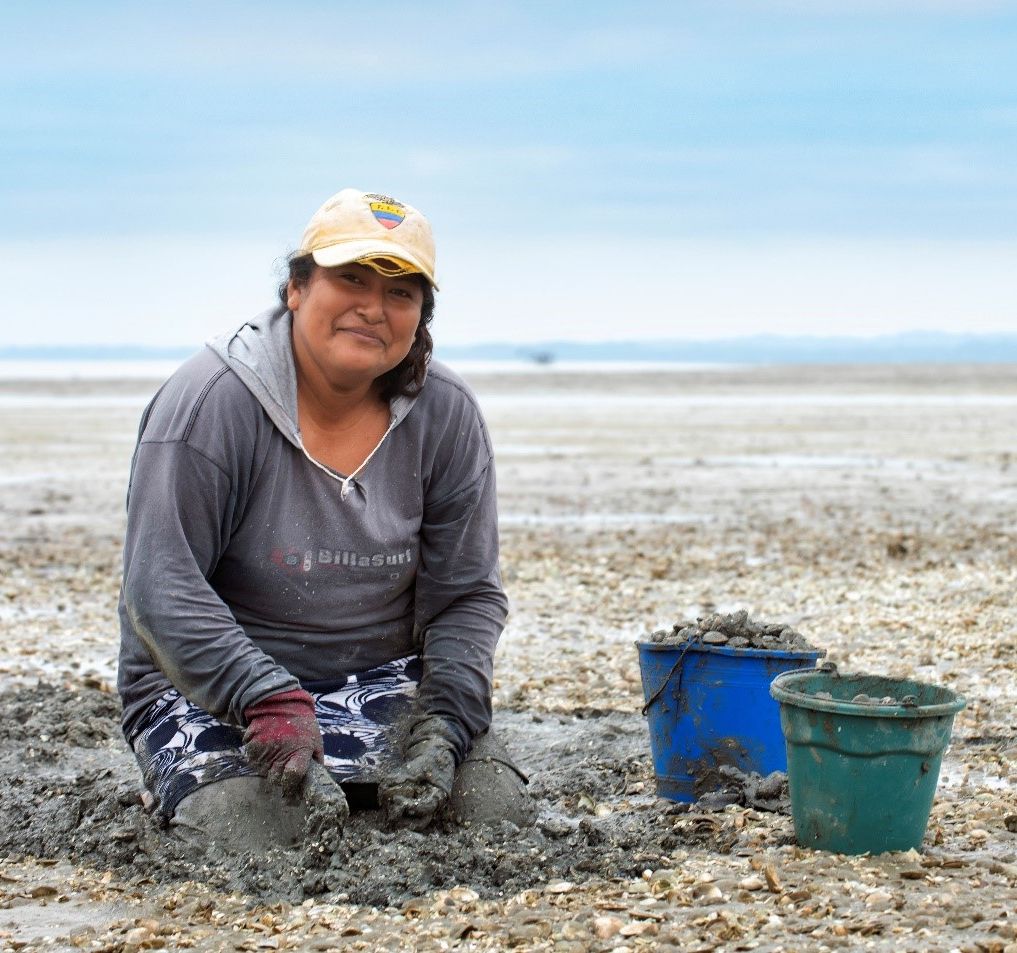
206, 305, 422, 496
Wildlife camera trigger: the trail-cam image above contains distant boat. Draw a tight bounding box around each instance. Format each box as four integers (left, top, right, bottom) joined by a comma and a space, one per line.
522, 349, 556, 365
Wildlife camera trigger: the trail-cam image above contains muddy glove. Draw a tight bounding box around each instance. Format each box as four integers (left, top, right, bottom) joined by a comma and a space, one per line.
302, 760, 350, 858
379, 715, 459, 831
243, 688, 323, 799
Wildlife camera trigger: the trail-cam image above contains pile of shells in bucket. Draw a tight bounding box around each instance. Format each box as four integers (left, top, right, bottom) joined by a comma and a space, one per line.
648, 609, 816, 651
810, 690, 917, 707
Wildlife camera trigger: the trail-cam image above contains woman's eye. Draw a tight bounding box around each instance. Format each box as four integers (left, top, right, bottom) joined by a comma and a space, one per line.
339, 271, 364, 285
389, 287, 411, 299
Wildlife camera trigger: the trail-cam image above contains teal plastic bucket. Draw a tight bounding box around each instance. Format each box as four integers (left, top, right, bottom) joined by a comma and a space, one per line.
771, 668, 966, 854
637, 641, 824, 802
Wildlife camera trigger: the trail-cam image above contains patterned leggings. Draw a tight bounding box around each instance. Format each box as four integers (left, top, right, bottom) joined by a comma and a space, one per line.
130, 656, 421, 819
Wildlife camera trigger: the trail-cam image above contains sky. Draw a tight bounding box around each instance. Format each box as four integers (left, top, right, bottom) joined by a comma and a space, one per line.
2, 0, 1016, 348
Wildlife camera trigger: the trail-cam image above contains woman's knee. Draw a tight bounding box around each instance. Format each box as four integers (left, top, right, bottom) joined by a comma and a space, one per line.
448, 730, 535, 829
170, 775, 307, 851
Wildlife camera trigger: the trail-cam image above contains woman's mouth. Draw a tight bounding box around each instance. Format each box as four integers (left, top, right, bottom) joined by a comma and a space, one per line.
338, 327, 383, 345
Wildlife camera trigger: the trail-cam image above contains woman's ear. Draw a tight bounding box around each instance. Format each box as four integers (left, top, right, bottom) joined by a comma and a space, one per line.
286, 279, 301, 313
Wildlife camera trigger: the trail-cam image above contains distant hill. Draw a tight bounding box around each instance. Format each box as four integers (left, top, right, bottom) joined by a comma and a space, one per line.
2, 332, 1016, 364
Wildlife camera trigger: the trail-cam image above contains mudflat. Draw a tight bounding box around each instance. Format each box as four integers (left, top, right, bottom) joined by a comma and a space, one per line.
0, 363, 1014, 951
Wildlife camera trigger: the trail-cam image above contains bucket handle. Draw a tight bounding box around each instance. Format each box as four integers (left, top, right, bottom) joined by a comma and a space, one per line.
641, 637, 699, 715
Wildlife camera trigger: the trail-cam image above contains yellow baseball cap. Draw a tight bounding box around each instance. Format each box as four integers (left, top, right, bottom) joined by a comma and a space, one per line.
298, 188, 438, 288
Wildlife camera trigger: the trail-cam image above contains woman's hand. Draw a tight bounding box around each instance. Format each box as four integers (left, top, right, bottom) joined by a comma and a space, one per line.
302, 760, 350, 855
243, 688, 324, 798
379, 716, 458, 831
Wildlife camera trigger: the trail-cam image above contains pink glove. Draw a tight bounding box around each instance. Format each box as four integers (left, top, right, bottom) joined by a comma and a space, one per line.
243, 688, 323, 798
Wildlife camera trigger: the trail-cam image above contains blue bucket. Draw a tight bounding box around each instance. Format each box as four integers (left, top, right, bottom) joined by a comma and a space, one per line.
636, 641, 824, 802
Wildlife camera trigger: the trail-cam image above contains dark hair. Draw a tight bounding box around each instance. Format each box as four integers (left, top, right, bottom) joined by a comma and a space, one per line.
279, 253, 435, 401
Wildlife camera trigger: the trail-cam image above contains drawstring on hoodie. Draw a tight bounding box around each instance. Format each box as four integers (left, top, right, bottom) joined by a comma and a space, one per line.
207, 307, 415, 503
296, 419, 396, 501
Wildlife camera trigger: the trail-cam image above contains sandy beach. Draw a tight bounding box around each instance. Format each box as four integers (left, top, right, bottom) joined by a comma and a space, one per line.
0, 362, 1015, 952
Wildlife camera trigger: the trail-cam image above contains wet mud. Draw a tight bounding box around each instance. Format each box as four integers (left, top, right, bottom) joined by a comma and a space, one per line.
691, 764, 789, 814
0, 684, 713, 906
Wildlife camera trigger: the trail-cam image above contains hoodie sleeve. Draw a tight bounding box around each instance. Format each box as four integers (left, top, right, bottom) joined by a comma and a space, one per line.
119, 361, 298, 729
412, 380, 509, 761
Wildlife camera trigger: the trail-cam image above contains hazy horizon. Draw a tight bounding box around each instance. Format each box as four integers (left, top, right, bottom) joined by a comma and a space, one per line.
4, 328, 1016, 367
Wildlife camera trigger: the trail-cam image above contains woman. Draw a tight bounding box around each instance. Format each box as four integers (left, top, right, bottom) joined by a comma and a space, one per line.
117, 188, 530, 850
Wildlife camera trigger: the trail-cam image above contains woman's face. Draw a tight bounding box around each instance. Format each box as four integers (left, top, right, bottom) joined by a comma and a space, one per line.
288, 263, 424, 390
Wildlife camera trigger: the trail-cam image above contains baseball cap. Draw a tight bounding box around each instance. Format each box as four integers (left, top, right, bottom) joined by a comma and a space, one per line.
298, 188, 438, 288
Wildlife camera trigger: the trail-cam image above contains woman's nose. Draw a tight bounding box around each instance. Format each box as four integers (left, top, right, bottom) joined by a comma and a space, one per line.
357, 286, 386, 322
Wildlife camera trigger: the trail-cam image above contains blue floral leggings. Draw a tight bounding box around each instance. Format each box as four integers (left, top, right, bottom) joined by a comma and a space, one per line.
130, 656, 421, 819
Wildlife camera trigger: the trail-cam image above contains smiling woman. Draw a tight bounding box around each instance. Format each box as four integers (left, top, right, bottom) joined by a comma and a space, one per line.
117, 188, 531, 856
287, 263, 431, 477
289, 264, 423, 373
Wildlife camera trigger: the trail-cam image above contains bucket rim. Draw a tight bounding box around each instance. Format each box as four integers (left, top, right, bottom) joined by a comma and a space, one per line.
770, 669, 966, 718
635, 640, 825, 661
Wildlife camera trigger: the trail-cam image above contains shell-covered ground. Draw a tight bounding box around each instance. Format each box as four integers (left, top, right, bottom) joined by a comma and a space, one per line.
0, 363, 1015, 952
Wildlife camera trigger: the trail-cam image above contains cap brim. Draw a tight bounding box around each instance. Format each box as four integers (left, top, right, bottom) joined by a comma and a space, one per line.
309, 241, 438, 288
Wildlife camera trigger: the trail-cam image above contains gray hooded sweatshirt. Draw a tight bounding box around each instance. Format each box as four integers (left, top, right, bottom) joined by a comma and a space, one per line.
117, 306, 507, 759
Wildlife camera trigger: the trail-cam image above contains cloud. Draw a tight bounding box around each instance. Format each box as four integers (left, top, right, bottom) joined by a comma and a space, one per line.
980, 105, 1017, 127
2, 1, 1014, 254
0, 3, 683, 83
406, 145, 574, 177
0, 237, 285, 348
437, 235, 1017, 343
3, 234, 1015, 347
736, 0, 1015, 12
